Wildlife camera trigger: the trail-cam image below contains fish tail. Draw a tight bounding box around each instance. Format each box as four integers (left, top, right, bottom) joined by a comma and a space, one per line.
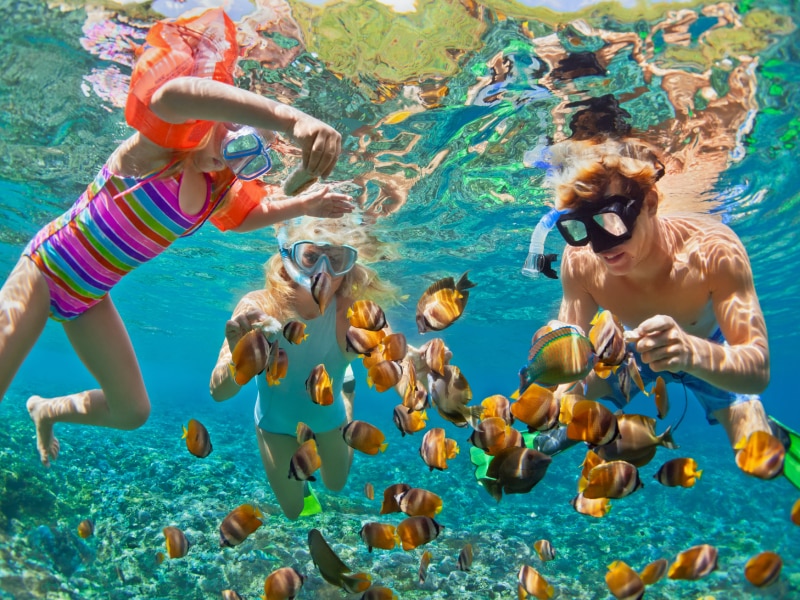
695, 469, 703, 479
466, 406, 484, 430
456, 271, 477, 292
659, 425, 679, 450
478, 478, 503, 502
181, 425, 188, 439
379, 442, 389, 453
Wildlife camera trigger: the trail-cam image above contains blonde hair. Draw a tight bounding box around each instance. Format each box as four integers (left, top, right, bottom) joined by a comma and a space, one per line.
261, 213, 399, 318
548, 137, 665, 210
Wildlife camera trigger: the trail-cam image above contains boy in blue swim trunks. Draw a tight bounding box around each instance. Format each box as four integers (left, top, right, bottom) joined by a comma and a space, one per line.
537, 135, 773, 455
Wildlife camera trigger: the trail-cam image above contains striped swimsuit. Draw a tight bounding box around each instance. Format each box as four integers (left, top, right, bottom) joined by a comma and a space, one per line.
24, 163, 223, 321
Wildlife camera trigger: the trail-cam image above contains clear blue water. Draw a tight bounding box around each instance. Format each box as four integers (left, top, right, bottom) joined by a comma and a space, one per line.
1, 0, 799, 598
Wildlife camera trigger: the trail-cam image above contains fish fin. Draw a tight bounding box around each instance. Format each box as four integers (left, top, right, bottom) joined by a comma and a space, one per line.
734, 435, 748, 451
593, 364, 613, 379
466, 406, 484, 430
456, 271, 477, 292
696, 469, 703, 479
347, 307, 354, 318
181, 425, 188, 439
510, 388, 520, 400
658, 425, 679, 450
307, 475, 316, 482
421, 411, 428, 421
228, 363, 236, 378
518, 584, 528, 600
379, 443, 389, 453
478, 478, 503, 502
367, 376, 374, 389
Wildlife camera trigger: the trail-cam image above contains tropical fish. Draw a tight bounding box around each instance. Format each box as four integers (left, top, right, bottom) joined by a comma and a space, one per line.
589, 310, 627, 376
652, 376, 669, 419
734, 430, 785, 479
468, 416, 512, 456
518, 564, 554, 599
77, 518, 94, 539
283, 166, 318, 196
668, 544, 719, 581
511, 384, 560, 432
361, 344, 386, 370
578, 449, 605, 491
419, 337, 448, 376
420, 427, 459, 471
570, 493, 612, 518
792, 498, 800, 526
296, 422, 316, 444
519, 325, 595, 391
396, 516, 443, 550
346, 326, 386, 355
481, 394, 512, 424
308, 528, 372, 593
367, 360, 403, 393
639, 558, 668, 585
221, 590, 243, 600
359, 522, 399, 552
457, 543, 474, 571
219, 504, 264, 548
504, 427, 525, 449
744, 551, 782, 588
310, 271, 334, 314
418, 550, 432, 584
364, 482, 374, 501
360, 587, 397, 600
582, 460, 643, 499
617, 354, 647, 402
347, 300, 387, 331
230, 329, 270, 385
182, 418, 213, 458
479, 446, 552, 502
392, 404, 427, 436
560, 399, 620, 447
163, 526, 189, 559
155, 552, 165, 565
381, 333, 408, 362
654, 457, 702, 488
533, 539, 555, 562
594, 413, 677, 467
266, 346, 289, 386
306, 364, 334, 406
380, 483, 411, 514
395, 487, 443, 518
288, 439, 322, 481
428, 365, 482, 428
282, 320, 308, 345
341, 420, 388, 455
416, 272, 476, 333
605, 560, 644, 600
263, 566, 305, 600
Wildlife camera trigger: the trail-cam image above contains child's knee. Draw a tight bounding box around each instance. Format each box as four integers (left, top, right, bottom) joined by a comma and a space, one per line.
121, 398, 151, 429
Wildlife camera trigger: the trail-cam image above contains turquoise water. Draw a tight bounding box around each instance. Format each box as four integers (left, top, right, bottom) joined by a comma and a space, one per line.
1, 0, 800, 598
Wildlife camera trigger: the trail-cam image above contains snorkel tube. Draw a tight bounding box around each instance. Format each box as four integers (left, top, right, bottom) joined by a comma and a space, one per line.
277, 224, 312, 291
521, 208, 564, 280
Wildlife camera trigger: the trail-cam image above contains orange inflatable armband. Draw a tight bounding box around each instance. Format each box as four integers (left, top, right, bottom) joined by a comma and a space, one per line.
125, 8, 238, 149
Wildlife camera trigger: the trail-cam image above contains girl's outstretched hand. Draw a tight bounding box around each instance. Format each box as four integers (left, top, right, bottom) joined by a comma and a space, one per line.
225, 309, 275, 352
300, 185, 355, 218
288, 114, 342, 178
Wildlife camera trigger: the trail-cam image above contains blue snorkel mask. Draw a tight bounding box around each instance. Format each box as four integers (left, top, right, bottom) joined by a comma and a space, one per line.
221, 125, 273, 181
277, 226, 358, 290
522, 207, 564, 280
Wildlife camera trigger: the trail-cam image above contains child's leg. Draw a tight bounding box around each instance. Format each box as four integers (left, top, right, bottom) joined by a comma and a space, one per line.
714, 398, 771, 450
0, 257, 51, 399
254, 426, 304, 520
316, 420, 353, 492
26, 294, 150, 465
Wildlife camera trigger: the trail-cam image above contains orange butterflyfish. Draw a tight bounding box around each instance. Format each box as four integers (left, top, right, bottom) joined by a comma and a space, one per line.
310, 271, 334, 314
230, 329, 271, 385
367, 360, 403, 393
219, 504, 264, 548
594, 413, 677, 467
582, 460, 643, 499
639, 558, 668, 585
347, 299, 387, 331
346, 325, 386, 355
445, 438, 459, 459
617, 354, 648, 402
162, 526, 190, 559
457, 543, 474, 571
397, 516, 443, 550
395, 487, 443, 518
668, 544, 719, 581
416, 272, 475, 333
182, 418, 213, 458
263, 566, 305, 600
504, 427, 525, 449
364, 482, 374, 500
380, 483, 411, 514
221, 591, 243, 600
359, 522, 399, 552
479, 447, 552, 502
420, 428, 458, 471
510, 384, 560, 432
360, 586, 398, 600
428, 365, 483, 428
296, 422, 316, 444
266, 346, 288, 386
289, 439, 322, 481
306, 364, 334, 406
562, 399, 620, 446
307, 528, 372, 593
392, 404, 427, 436
734, 430, 785, 479
481, 394, 512, 424
579, 449, 605, 491
652, 376, 669, 418
341, 420, 388, 455
589, 310, 627, 373
418, 550, 432, 584
282, 320, 308, 345
381, 333, 408, 362
654, 457, 702, 488
570, 492, 612, 518
361, 344, 386, 370
744, 551, 782, 588
77, 518, 94, 539
468, 417, 511, 456
420, 337, 448, 376
519, 325, 594, 391
533, 539, 555, 562
792, 498, 800, 526
517, 564, 554, 599
605, 560, 644, 600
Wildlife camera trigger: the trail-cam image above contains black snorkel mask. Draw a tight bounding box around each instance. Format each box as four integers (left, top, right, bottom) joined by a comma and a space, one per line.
555, 193, 645, 254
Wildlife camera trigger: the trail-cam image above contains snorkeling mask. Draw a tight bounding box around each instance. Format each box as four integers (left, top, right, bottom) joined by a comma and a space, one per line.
555, 194, 644, 254
221, 125, 272, 181
277, 227, 358, 289
522, 207, 563, 279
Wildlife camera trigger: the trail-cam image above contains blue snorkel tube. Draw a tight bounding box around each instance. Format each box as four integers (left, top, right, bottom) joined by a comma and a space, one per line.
521, 207, 563, 280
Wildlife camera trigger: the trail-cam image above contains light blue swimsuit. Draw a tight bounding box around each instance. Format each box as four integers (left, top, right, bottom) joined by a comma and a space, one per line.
254, 300, 352, 435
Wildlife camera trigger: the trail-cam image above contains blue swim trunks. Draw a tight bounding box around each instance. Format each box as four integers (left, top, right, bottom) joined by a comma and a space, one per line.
601, 328, 760, 425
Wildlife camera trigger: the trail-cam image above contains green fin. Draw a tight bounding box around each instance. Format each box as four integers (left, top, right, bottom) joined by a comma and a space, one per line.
300, 482, 322, 517
522, 431, 539, 449
770, 417, 800, 491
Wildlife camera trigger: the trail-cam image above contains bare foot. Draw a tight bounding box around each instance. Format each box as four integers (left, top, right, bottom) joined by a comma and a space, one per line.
26, 395, 59, 466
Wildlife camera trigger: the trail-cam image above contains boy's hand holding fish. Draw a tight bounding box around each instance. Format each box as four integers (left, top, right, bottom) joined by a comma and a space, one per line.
624, 315, 695, 374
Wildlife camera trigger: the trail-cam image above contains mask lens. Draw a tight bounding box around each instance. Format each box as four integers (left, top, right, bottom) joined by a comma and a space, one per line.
224, 134, 260, 158
237, 154, 271, 180
291, 242, 357, 276
559, 219, 589, 245
594, 212, 628, 236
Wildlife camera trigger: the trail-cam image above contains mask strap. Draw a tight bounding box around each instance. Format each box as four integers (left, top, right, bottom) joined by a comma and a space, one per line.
522, 208, 565, 280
